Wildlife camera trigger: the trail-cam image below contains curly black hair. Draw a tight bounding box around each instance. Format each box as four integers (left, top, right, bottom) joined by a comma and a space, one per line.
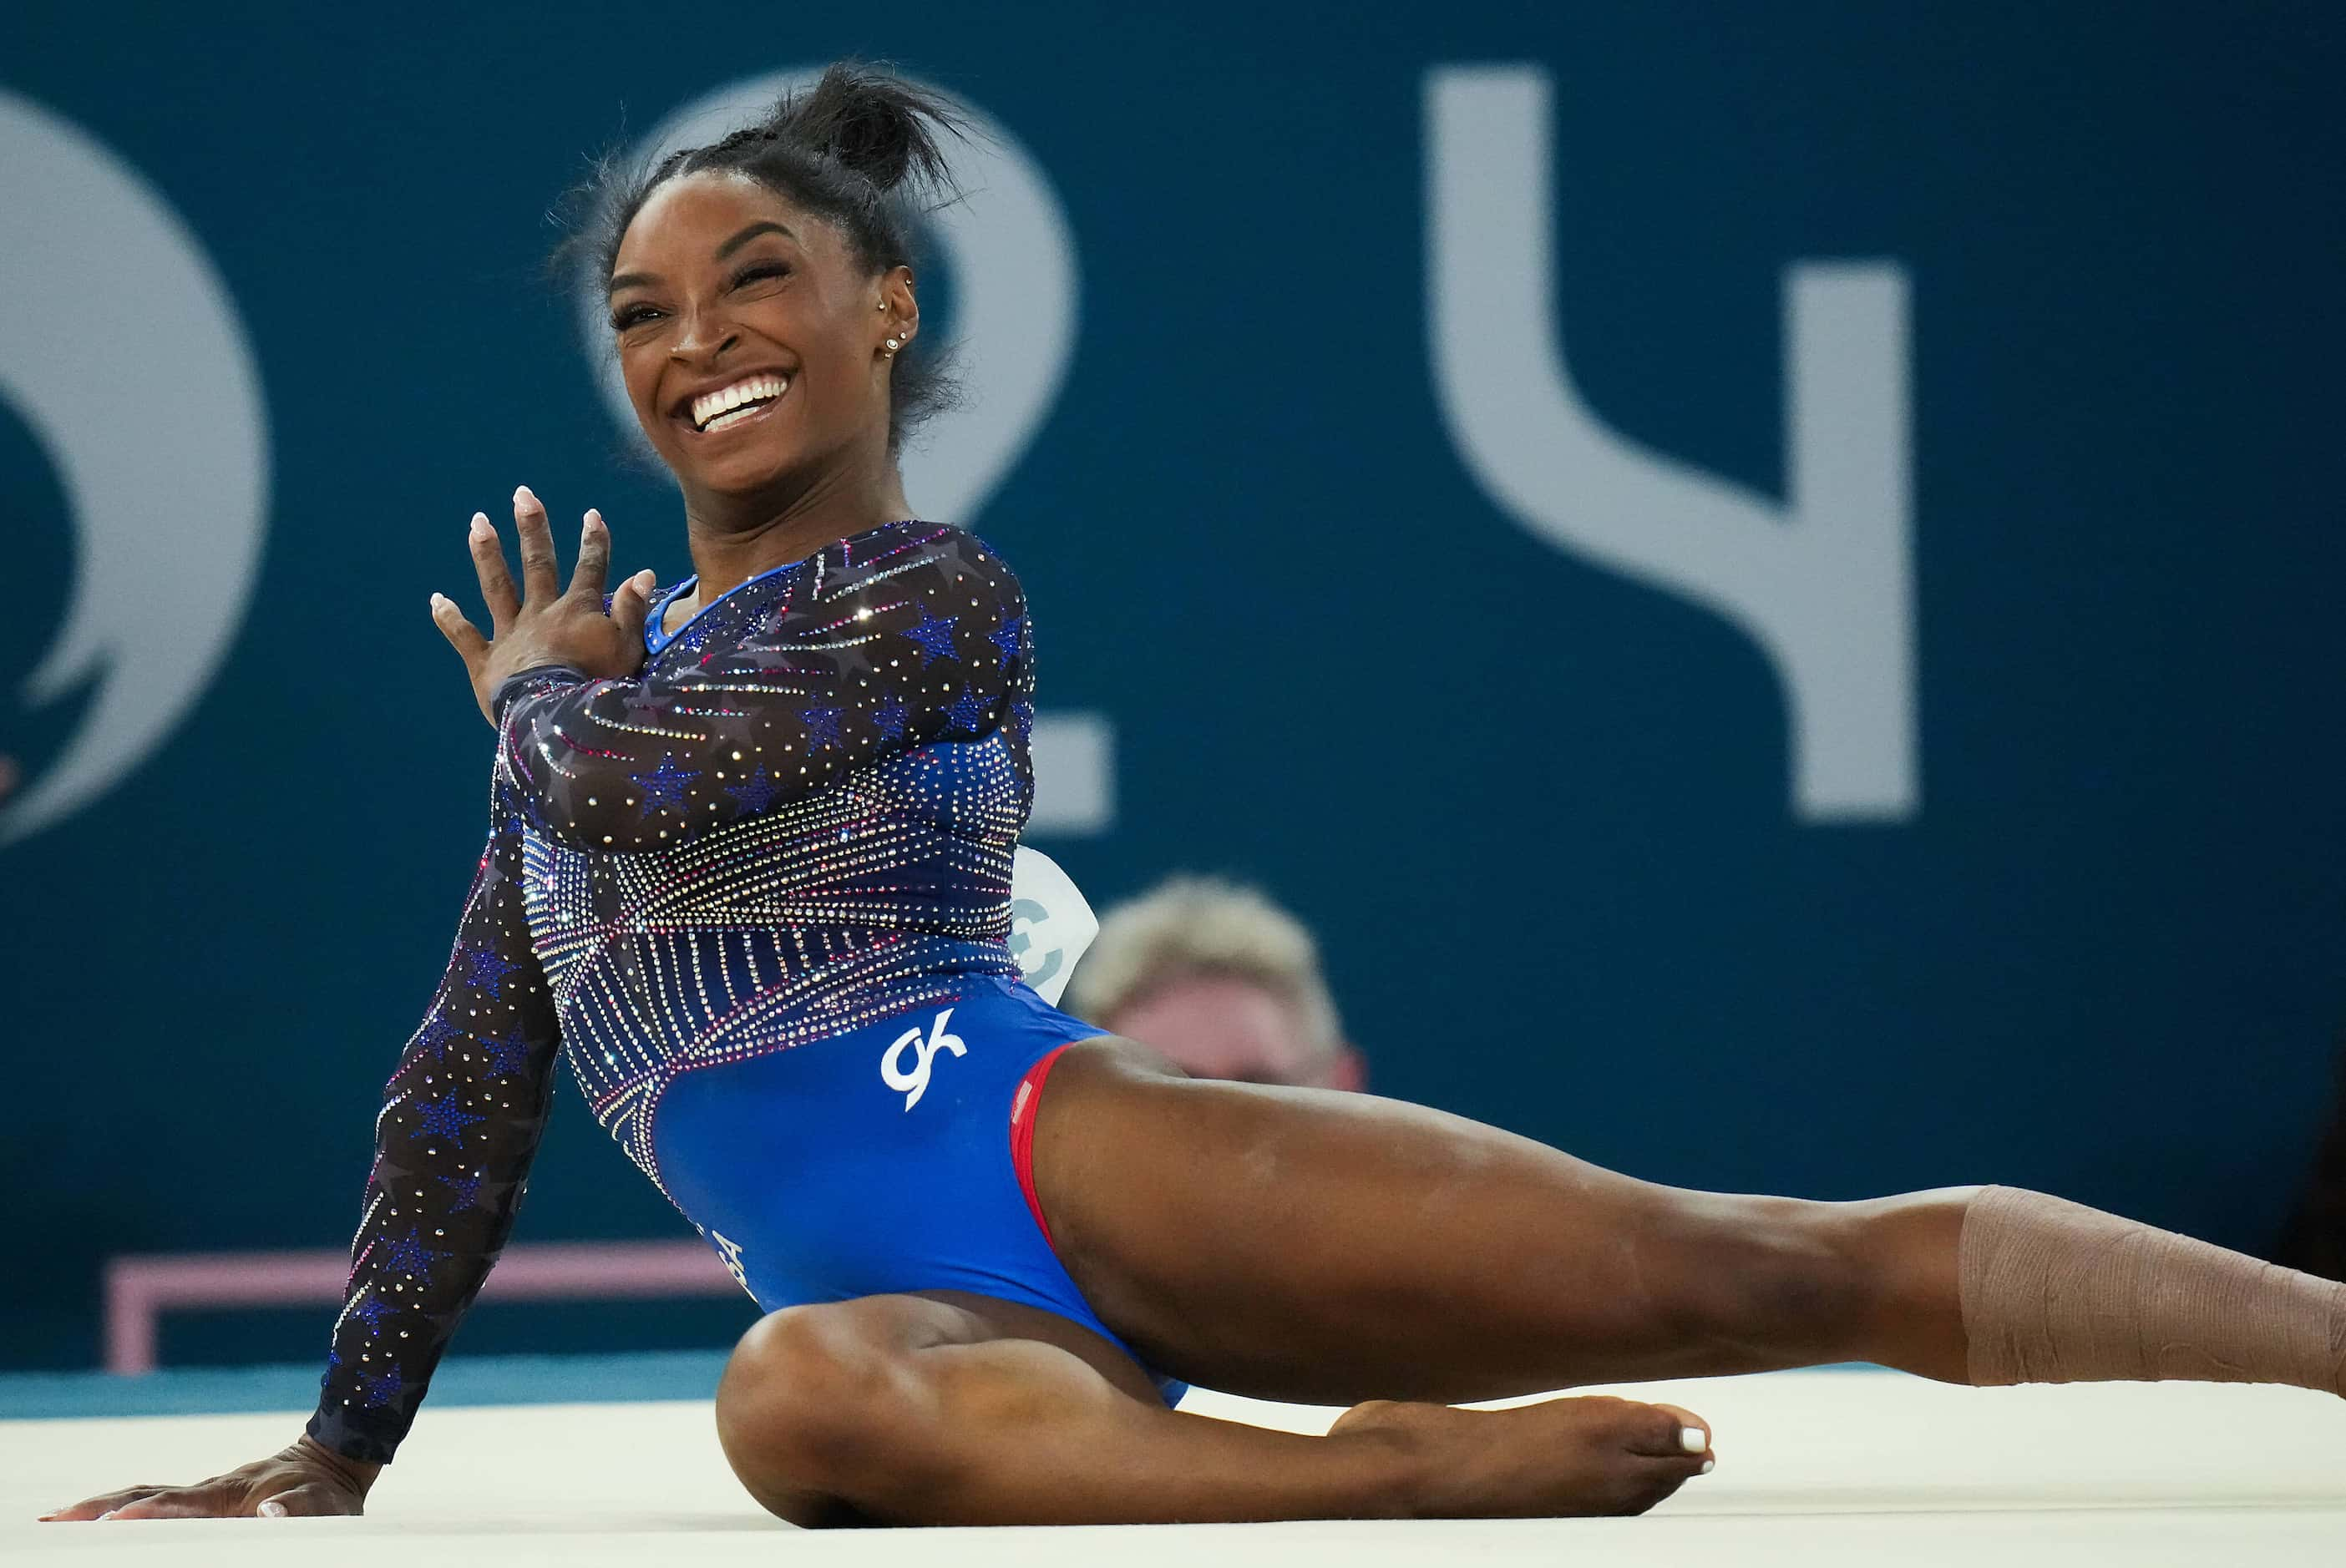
551, 59, 983, 459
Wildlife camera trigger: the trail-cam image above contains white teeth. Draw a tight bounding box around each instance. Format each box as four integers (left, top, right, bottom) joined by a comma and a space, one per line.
702, 404, 765, 433
689, 374, 789, 431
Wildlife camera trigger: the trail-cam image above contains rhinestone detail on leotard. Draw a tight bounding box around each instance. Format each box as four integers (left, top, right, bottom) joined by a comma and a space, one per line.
307, 521, 1034, 1463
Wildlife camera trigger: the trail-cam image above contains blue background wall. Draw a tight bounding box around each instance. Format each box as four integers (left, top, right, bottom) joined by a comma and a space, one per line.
3, 2, 2339, 1369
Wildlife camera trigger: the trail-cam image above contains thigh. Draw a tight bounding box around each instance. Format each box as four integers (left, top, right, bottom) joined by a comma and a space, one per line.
1032, 1039, 1843, 1404
774, 1289, 1169, 1403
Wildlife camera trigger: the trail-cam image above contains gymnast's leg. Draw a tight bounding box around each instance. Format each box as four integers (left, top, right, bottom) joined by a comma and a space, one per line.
712, 1290, 1715, 1525
1031, 1039, 2346, 1405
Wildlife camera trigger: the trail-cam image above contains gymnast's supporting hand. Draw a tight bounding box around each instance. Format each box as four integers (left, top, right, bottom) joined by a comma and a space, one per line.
41, 1435, 377, 1521
430, 483, 659, 724
711, 1293, 1715, 1527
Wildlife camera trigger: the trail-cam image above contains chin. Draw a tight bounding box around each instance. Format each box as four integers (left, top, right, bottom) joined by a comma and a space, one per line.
685, 439, 800, 495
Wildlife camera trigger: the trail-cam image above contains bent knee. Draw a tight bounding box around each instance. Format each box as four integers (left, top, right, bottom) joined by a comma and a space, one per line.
715, 1302, 926, 1515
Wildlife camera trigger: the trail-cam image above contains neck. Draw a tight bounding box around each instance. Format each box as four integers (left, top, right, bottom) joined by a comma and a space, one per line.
676, 443, 913, 604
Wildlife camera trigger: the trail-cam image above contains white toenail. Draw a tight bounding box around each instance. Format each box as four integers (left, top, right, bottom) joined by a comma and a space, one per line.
1700, 1459, 1715, 1474
1680, 1427, 1707, 1453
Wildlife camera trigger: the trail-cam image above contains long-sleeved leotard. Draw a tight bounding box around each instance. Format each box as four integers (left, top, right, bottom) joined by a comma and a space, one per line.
310, 520, 1037, 1464
308, 771, 563, 1460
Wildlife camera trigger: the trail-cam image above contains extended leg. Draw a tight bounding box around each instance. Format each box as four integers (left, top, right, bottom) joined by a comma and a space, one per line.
711, 1291, 1715, 1525
1035, 1040, 2343, 1404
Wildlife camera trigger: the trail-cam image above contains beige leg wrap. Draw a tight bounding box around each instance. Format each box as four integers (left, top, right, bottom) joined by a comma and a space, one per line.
1958, 1184, 2346, 1394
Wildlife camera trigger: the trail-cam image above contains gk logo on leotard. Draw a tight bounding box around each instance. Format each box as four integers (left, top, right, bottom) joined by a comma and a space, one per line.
881, 1009, 967, 1112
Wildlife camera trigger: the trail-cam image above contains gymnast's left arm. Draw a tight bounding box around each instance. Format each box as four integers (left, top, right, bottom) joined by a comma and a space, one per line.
42, 772, 561, 1521
305, 768, 565, 1469
491, 529, 1028, 854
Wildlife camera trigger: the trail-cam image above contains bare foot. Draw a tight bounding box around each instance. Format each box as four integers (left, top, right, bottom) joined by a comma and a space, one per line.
1330, 1394, 1714, 1518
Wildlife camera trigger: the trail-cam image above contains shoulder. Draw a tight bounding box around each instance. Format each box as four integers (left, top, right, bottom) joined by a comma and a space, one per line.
827, 521, 1024, 611
949, 528, 1025, 611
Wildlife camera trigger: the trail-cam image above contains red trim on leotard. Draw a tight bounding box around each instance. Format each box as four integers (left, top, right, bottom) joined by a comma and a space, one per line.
1009, 1043, 1075, 1252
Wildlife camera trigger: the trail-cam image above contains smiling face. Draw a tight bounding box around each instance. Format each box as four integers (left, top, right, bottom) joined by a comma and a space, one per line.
605, 169, 911, 499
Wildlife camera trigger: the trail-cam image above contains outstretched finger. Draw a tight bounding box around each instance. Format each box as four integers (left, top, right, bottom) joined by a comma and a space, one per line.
610, 567, 657, 648
40, 1486, 164, 1522
431, 594, 489, 675
568, 509, 611, 600
511, 484, 560, 604
256, 1482, 361, 1518
468, 513, 519, 632
104, 1486, 229, 1520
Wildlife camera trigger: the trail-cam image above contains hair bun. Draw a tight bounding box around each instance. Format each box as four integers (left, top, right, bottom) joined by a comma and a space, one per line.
773, 60, 965, 197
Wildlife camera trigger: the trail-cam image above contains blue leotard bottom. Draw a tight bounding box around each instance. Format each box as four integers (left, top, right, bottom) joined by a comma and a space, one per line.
651, 974, 1188, 1407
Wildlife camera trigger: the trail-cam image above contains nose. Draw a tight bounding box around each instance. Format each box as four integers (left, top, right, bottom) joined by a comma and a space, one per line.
669, 301, 739, 363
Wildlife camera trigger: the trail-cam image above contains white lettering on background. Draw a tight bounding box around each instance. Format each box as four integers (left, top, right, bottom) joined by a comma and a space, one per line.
1425, 64, 1917, 822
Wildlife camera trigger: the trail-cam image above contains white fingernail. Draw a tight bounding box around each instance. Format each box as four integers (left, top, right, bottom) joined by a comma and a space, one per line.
1700, 1458, 1715, 1474
97, 1511, 116, 1521
259, 1500, 286, 1517
1680, 1427, 1707, 1453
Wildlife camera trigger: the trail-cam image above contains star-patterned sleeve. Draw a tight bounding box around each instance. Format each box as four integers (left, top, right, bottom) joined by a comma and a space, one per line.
489, 524, 1029, 854
307, 769, 561, 1465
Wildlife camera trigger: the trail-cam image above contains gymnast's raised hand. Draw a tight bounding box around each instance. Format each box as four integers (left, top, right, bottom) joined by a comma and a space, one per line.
430, 483, 659, 725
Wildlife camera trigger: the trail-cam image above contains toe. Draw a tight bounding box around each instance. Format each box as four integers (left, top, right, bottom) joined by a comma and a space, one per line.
1617, 1400, 1712, 1460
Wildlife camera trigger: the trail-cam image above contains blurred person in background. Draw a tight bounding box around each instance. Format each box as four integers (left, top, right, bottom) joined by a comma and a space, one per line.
1064, 875, 1365, 1090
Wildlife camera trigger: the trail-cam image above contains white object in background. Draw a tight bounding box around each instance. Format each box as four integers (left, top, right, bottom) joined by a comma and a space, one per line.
1026, 711, 1114, 836
1425, 63, 1917, 823
1008, 845, 1098, 1004
0, 91, 271, 848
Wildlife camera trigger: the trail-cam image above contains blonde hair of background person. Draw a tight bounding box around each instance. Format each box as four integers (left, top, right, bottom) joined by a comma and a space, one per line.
1065, 876, 1365, 1091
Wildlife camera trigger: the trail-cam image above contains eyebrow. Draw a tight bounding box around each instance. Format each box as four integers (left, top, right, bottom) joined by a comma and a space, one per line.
607, 220, 797, 296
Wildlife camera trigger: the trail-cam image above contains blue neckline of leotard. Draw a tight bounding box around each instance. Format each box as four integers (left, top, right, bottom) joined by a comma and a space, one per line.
643, 516, 931, 657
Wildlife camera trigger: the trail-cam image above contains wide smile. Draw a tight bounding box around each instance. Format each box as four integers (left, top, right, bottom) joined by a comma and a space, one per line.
671, 372, 793, 442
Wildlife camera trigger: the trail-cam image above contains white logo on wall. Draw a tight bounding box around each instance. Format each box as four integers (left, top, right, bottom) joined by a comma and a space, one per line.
0, 93, 271, 847
1425, 65, 1916, 822
881, 1008, 967, 1111
590, 72, 1112, 836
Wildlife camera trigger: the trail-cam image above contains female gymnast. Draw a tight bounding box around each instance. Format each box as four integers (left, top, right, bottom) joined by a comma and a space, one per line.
48, 62, 2346, 1530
